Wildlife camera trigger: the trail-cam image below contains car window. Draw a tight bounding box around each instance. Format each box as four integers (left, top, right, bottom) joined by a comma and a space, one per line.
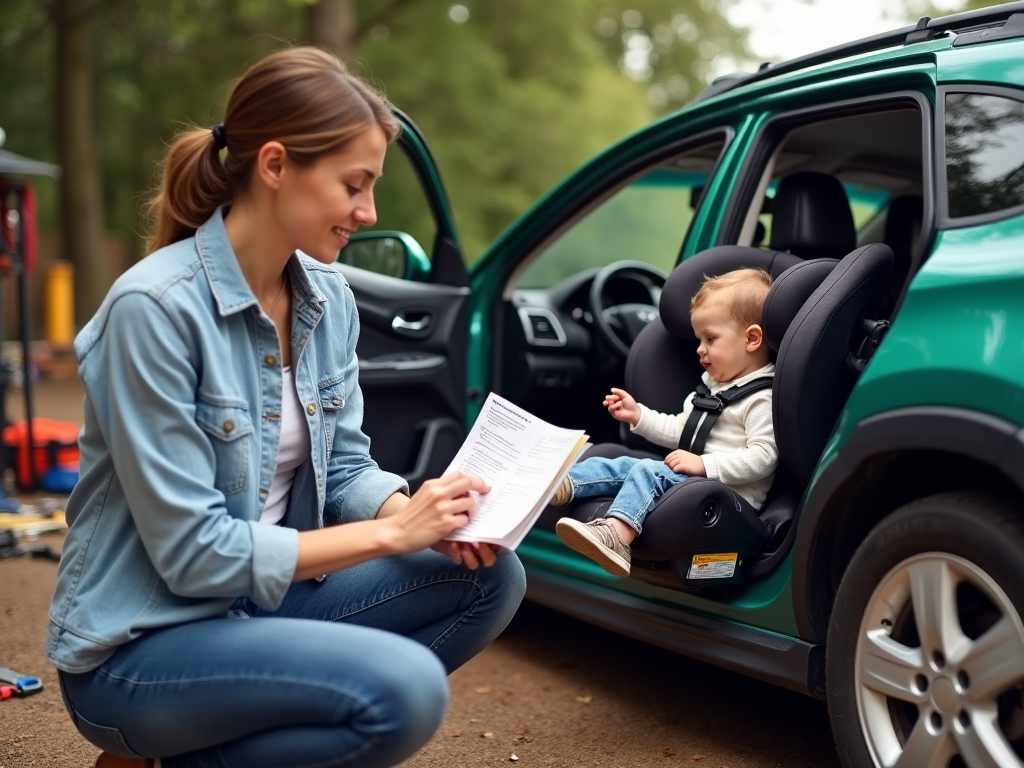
515, 140, 725, 289
945, 92, 1024, 219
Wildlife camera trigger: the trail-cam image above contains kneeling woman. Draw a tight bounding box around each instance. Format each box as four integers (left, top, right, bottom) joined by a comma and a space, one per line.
48, 46, 526, 768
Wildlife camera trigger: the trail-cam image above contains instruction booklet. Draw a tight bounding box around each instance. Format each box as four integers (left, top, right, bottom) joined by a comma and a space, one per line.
443, 393, 589, 549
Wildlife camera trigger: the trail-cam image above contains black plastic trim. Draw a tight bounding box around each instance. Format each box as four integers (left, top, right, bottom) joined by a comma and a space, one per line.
935, 84, 1024, 230
525, 566, 825, 698
792, 406, 1024, 641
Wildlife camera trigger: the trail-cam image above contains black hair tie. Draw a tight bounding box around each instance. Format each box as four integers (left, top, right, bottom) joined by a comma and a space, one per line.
211, 124, 228, 150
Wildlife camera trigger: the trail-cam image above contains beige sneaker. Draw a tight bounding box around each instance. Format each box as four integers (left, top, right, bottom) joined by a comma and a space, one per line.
555, 517, 631, 577
549, 476, 573, 506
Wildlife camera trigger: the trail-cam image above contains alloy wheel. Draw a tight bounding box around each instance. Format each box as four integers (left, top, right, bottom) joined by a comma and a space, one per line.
855, 552, 1024, 768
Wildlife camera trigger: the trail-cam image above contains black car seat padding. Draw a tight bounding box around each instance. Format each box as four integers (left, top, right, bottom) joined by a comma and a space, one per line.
773, 243, 894, 486
762, 258, 839, 352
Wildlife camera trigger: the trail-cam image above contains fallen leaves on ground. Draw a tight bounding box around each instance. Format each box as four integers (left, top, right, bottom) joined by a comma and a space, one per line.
574, 695, 593, 704
481, 732, 495, 739
691, 756, 704, 761
474, 686, 492, 694
663, 748, 676, 758
448, 730, 462, 738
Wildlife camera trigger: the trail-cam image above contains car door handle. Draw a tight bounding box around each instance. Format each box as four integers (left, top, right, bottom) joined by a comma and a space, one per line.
391, 312, 432, 335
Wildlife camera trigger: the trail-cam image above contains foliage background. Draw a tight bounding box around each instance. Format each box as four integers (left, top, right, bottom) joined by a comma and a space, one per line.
0, 0, 748, 273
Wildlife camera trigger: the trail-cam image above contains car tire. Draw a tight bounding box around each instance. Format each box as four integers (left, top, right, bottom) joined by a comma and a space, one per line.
827, 492, 1024, 768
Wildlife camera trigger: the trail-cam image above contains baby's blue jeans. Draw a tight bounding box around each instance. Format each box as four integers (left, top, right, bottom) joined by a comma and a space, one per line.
567, 455, 687, 534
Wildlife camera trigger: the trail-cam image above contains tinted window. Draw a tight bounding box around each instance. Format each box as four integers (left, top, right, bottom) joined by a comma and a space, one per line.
515, 140, 725, 289
945, 93, 1024, 219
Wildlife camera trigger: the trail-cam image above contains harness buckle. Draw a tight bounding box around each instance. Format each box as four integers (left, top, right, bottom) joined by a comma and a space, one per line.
692, 394, 724, 412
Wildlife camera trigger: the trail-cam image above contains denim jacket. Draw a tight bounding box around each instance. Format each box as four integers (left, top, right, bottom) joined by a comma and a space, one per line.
47, 208, 408, 673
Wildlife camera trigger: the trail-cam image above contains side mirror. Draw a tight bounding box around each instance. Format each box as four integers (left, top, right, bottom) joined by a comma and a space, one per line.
337, 231, 431, 281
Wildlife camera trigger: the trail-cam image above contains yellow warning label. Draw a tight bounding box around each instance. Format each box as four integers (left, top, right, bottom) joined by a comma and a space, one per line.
688, 553, 738, 580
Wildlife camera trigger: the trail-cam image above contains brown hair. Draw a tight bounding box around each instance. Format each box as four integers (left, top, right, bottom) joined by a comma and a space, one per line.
690, 267, 772, 328
144, 46, 401, 254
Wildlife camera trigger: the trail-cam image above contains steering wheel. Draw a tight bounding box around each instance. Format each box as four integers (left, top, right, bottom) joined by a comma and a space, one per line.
588, 260, 668, 359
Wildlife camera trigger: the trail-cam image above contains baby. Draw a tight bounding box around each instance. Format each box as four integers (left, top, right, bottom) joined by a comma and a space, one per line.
553, 268, 778, 577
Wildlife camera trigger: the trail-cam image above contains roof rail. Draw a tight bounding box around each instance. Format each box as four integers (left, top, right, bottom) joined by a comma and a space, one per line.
695, 0, 1024, 103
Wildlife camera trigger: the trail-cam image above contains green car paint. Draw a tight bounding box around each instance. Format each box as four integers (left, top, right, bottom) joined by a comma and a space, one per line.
460, 48, 952, 640
399, 13, 1024, 652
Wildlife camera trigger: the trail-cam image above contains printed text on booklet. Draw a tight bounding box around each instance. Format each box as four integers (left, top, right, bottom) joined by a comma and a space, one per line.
443, 393, 589, 549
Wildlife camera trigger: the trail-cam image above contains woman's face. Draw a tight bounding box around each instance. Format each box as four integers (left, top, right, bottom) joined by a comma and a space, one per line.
275, 125, 388, 265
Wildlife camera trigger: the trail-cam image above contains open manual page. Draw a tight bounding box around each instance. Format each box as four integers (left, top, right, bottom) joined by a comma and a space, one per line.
443, 393, 589, 549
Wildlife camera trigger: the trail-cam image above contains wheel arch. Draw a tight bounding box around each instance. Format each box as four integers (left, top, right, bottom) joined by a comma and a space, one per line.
792, 406, 1024, 642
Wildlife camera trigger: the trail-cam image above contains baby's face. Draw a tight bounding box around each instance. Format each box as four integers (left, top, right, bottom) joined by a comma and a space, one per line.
691, 303, 763, 383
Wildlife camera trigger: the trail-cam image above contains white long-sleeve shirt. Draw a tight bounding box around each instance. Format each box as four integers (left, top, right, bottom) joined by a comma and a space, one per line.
631, 363, 778, 509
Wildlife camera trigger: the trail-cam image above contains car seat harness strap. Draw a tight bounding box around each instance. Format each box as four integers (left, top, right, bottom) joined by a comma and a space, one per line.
677, 377, 774, 456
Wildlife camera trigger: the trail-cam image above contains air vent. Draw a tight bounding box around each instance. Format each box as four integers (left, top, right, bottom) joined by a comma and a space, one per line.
518, 307, 567, 347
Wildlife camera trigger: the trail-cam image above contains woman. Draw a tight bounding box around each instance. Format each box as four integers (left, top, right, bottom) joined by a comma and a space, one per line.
47, 46, 526, 768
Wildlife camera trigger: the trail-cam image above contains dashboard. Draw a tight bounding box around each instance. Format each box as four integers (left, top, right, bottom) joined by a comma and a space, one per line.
500, 266, 664, 441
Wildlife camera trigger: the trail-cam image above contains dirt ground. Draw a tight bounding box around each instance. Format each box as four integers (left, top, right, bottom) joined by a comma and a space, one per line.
0, 378, 841, 767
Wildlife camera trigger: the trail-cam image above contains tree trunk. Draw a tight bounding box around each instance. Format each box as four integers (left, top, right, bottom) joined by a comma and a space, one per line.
306, 0, 357, 61
55, 0, 110, 326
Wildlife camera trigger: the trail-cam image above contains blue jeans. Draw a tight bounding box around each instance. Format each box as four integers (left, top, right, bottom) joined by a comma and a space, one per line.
567, 456, 687, 534
58, 549, 526, 768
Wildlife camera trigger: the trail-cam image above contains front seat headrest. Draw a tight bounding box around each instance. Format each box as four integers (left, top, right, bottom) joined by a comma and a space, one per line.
770, 172, 856, 260
762, 259, 838, 352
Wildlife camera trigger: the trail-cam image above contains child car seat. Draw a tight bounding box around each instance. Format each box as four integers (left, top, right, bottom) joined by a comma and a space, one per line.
537, 243, 893, 590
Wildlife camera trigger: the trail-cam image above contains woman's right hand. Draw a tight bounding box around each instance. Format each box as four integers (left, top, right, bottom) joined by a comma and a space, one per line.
603, 387, 640, 426
384, 472, 490, 555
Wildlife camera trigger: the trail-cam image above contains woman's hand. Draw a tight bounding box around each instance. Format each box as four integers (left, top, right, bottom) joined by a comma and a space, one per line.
603, 387, 640, 426
383, 472, 490, 555
432, 540, 503, 569
664, 449, 706, 476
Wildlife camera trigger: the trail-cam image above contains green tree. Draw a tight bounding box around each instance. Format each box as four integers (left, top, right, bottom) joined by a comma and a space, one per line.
1, 0, 751, 306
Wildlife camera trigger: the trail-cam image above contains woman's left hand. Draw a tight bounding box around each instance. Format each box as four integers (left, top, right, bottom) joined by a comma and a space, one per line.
432, 540, 503, 569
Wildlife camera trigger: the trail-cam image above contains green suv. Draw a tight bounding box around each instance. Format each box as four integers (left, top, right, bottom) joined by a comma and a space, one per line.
335, 3, 1024, 765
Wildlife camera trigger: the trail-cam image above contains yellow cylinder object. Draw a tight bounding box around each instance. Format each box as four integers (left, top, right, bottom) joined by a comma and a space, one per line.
46, 260, 75, 350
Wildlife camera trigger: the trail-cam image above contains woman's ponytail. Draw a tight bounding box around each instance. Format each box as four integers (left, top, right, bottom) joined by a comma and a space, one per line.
144, 46, 399, 255
145, 128, 232, 254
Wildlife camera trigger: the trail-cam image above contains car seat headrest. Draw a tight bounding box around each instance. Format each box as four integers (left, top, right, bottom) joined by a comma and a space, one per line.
770, 171, 856, 260
659, 246, 801, 340
762, 259, 838, 352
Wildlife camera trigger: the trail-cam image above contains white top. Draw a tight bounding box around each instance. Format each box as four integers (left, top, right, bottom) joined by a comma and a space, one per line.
260, 366, 311, 525
631, 363, 778, 509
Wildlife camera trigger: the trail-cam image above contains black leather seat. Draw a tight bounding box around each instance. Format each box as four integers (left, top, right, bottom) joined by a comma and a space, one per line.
537, 242, 893, 590
770, 171, 857, 261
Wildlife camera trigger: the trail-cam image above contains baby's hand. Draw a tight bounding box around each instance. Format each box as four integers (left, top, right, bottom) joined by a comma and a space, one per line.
603, 387, 640, 426
665, 449, 706, 476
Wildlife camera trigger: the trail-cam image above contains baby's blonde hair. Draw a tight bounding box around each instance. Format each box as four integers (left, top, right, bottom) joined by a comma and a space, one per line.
690, 268, 772, 328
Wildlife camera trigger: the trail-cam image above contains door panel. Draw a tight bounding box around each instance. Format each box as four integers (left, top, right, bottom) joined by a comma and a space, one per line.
338, 263, 469, 491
